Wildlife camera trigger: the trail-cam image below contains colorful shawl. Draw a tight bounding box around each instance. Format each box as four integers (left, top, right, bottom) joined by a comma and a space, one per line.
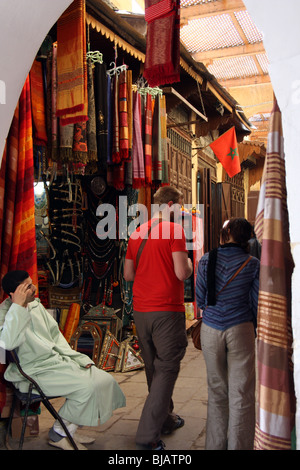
0, 78, 38, 410
59, 122, 74, 162
152, 94, 168, 184
73, 121, 88, 163
29, 60, 48, 147
8, 77, 38, 286
144, 92, 153, 185
119, 70, 129, 161
132, 91, 145, 188
56, 0, 88, 125
86, 58, 97, 164
254, 99, 295, 450
143, 0, 180, 87
160, 94, 169, 184
112, 74, 120, 164
125, 70, 133, 185
51, 43, 58, 160
107, 74, 112, 165
94, 61, 108, 171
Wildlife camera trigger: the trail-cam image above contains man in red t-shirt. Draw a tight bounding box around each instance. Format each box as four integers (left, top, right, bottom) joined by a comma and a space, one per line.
124, 186, 193, 450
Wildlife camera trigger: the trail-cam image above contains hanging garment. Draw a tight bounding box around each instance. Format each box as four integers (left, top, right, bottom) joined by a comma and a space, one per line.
56, 0, 88, 125
152, 94, 162, 182
144, 92, 153, 186
94, 61, 108, 171
8, 76, 38, 286
50, 43, 58, 160
111, 74, 120, 164
125, 70, 133, 185
143, 0, 180, 87
73, 121, 88, 164
59, 122, 74, 162
86, 58, 97, 166
29, 60, 48, 147
132, 91, 145, 188
254, 99, 295, 450
119, 70, 129, 162
160, 94, 169, 184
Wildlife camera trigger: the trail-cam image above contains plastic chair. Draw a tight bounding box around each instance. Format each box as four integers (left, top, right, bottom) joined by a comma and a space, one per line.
6, 350, 78, 450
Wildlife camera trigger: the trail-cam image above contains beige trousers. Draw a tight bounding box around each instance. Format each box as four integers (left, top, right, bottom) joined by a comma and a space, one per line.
201, 322, 255, 450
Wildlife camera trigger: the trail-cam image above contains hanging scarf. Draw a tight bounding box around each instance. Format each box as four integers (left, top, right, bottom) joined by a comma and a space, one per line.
160, 94, 169, 184
112, 74, 120, 164
144, 92, 153, 185
29, 59, 48, 147
50, 42, 58, 160
7, 76, 38, 287
119, 70, 129, 161
86, 58, 97, 164
132, 91, 145, 188
56, 0, 88, 125
107, 73, 112, 165
94, 61, 108, 171
73, 121, 88, 163
254, 99, 295, 450
125, 70, 133, 185
59, 122, 74, 162
112, 162, 125, 191
152, 94, 162, 182
143, 0, 180, 87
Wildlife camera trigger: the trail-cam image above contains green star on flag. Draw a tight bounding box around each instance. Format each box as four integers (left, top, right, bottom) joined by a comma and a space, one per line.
209, 127, 241, 178
227, 146, 238, 160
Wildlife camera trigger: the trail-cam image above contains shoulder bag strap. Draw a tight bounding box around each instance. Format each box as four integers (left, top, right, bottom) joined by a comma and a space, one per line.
217, 256, 253, 297
136, 218, 162, 269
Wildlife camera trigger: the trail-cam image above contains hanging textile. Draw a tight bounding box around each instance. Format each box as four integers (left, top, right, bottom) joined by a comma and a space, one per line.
56, 0, 88, 125
73, 121, 88, 163
29, 60, 48, 147
132, 91, 145, 188
119, 70, 129, 162
59, 123, 74, 161
112, 74, 120, 164
143, 0, 180, 87
152, 94, 168, 184
50, 42, 58, 160
160, 94, 169, 184
254, 99, 295, 450
107, 74, 112, 166
8, 77, 38, 286
125, 70, 133, 185
94, 61, 108, 171
152, 94, 162, 182
86, 58, 97, 166
144, 92, 153, 186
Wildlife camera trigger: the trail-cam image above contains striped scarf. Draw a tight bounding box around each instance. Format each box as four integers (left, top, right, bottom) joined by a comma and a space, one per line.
56, 0, 88, 125
254, 99, 295, 450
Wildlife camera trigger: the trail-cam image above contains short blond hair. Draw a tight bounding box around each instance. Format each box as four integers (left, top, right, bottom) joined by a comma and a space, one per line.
153, 186, 183, 205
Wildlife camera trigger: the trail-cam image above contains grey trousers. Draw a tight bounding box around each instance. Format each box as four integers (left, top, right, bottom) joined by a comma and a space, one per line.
133, 310, 188, 445
201, 322, 256, 450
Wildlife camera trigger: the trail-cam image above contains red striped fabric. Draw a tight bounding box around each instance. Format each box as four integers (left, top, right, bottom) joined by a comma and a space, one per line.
145, 0, 174, 23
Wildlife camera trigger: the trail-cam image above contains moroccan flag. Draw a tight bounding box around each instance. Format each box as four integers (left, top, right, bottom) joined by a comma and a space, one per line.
209, 127, 241, 178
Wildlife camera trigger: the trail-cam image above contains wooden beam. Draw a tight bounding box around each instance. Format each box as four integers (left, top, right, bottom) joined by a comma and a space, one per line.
192, 42, 265, 62
220, 74, 271, 88
181, 0, 246, 23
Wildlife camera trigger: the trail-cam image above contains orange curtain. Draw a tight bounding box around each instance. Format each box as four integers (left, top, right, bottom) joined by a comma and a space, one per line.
0, 75, 38, 301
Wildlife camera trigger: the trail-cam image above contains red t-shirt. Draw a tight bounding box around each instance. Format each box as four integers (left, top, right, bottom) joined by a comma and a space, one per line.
125, 219, 188, 312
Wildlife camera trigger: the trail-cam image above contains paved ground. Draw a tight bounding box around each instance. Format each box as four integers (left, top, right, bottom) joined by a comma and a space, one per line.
2, 338, 208, 453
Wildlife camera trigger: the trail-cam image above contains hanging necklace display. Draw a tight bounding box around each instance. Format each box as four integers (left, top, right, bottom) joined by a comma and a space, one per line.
47, 175, 84, 297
